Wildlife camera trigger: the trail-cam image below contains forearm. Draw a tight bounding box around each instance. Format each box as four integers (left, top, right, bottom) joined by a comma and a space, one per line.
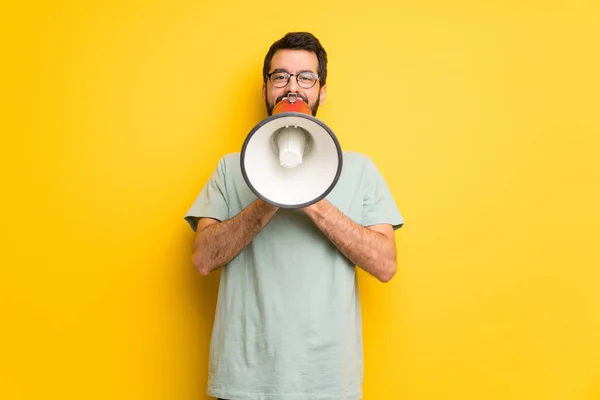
192, 200, 278, 275
303, 200, 397, 282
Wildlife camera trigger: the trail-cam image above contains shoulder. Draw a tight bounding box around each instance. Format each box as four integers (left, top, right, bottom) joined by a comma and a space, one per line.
213, 152, 241, 174
342, 150, 371, 162
342, 151, 375, 172
340, 151, 393, 189
218, 152, 241, 165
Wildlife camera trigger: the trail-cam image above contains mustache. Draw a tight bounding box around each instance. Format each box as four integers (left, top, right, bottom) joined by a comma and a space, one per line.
276, 93, 308, 104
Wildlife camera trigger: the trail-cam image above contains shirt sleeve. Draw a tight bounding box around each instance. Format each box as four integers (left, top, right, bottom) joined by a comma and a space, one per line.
184, 157, 230, 232
361, 156, 404, 230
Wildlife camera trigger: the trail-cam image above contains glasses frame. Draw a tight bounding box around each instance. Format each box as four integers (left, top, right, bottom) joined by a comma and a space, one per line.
265, 71, 320, 89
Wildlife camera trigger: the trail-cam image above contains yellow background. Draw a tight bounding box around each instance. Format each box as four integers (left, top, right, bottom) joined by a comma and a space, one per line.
2, 0, 600, 399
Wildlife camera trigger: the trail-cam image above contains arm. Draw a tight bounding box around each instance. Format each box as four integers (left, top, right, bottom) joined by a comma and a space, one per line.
303, 199, 397, 283
191, 199, 278, 276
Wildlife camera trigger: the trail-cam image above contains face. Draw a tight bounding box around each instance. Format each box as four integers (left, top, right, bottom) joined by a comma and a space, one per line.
262, 49, 327, 117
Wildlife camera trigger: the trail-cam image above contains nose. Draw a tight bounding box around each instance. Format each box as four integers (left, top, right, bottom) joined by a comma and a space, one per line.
286, 75, 299, 92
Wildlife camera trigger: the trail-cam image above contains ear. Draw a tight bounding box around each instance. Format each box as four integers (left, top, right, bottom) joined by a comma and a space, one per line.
319, 84, 327, 105
262, 82, 266, 101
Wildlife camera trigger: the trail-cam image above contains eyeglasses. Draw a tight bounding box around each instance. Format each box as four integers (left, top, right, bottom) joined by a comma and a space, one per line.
266, 71, 319, 89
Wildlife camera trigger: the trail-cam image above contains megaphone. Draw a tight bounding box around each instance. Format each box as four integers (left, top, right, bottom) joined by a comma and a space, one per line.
240, 94, 343, 208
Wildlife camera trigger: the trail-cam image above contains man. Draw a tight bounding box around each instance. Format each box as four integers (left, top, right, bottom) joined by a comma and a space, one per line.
184, 32, 404, 400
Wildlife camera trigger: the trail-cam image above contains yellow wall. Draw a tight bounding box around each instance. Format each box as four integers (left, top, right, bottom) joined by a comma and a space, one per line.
2, 1, 600, 399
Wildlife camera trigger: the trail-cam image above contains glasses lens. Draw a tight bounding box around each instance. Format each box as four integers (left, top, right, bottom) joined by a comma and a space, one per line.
297, 72, 318, 88
270, 72, 289, 87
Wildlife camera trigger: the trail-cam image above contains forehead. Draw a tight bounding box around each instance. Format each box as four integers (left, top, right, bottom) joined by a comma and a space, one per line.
269, 49, 319, 73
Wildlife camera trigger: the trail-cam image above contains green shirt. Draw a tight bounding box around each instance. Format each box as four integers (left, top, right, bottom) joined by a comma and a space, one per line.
185, 151, 403, 400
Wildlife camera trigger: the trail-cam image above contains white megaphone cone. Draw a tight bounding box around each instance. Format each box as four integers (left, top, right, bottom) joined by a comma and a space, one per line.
240, 94, 343, 208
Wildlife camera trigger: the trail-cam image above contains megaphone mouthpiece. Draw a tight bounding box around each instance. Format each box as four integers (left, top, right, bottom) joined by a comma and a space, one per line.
286, 93, 298, 103
273, 95, 311, 115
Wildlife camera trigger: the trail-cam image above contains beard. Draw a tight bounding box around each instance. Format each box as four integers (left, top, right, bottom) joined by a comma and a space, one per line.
265, 92, 320, 117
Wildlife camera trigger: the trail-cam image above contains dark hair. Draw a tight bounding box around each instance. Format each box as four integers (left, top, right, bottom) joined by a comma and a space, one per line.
263, 32, 328, 86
